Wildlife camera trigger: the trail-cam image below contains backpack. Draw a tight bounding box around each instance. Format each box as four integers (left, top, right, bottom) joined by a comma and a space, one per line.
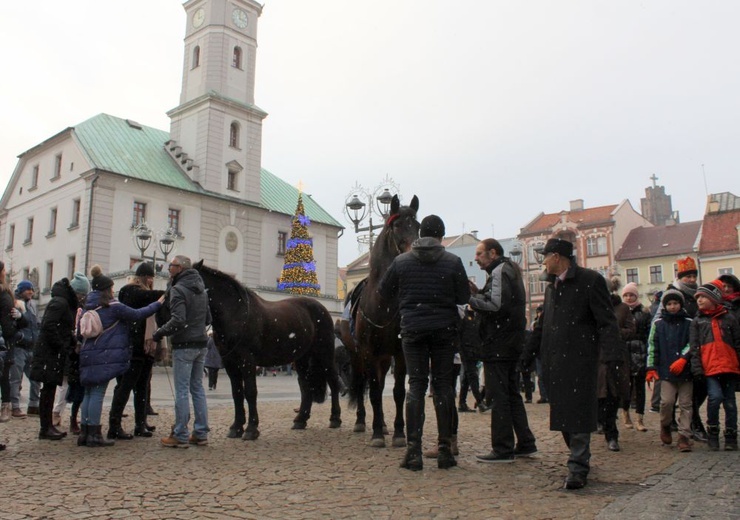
76, 305, 119, 340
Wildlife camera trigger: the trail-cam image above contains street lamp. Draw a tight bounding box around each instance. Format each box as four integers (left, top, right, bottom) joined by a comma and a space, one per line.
344, 178, 398, 251
133, 223, 177, 272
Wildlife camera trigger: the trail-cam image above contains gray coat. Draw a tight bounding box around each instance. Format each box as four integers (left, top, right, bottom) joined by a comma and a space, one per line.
156, 269, 211, 349
523, 264, 622, 433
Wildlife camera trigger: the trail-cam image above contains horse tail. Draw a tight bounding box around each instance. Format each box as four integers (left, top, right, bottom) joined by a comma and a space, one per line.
307, 303, 334, 404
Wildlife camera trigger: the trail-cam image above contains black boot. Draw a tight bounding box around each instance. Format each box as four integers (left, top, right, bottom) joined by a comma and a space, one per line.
724, 428, 738, 451
39, 428, 64, 440
77, 424, 89, 447
88, 425, 115, 447
108, 419, 133, 440
400, 442, 423, 471
134, 423, 153, 437
437, 444, 457, 469
707, 425, 720, 451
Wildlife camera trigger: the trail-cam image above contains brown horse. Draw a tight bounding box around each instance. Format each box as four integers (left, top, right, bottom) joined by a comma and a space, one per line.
346, 195, 420, 447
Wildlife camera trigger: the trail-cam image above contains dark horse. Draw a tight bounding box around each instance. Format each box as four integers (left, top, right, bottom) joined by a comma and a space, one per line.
345, 194, 420, 448
193, 260, 341, 440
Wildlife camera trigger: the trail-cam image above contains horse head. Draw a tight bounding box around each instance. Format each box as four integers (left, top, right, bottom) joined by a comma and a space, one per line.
381, 194, 420, 254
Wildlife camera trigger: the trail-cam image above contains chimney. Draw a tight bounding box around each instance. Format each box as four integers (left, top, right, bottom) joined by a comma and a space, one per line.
570, 199, 584, 212
470, 230, 478, 239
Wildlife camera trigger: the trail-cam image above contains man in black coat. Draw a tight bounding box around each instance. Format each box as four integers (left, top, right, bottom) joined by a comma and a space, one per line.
469, 238, 537, 463
522, 238, 622, 490
378, 215, 470, 471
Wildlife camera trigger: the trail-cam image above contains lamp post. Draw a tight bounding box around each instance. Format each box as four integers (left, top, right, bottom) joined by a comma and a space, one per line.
344, 177, 398, 251
133, 223, 177, 272
510, 240, 546, 327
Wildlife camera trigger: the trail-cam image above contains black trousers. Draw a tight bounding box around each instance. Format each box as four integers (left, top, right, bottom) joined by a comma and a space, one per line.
458, 349, 482, 406
599, 395, 620, 441
623, 369, 646, 415
39, 383, 57, 431
207, 367, 219, 389
110, 358, 153, 426
483, 361, 536, 455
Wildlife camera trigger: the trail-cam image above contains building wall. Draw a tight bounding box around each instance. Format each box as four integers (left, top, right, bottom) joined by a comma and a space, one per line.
700, 255, 740, 283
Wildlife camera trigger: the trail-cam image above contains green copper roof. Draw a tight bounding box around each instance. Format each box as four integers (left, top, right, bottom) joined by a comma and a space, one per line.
72, 114, 341, 227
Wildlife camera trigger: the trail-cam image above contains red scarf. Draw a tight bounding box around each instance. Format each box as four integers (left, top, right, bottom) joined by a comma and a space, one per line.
723, 291, 740, 303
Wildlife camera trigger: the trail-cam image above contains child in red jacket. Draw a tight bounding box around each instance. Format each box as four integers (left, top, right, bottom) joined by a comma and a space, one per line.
690, 280, 740, 451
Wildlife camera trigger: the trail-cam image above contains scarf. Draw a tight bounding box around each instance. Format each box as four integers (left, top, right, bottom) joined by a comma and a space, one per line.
143, 315, 158, 357
673, 279, 697, 297
723, 291, 740, 303
625, 299, 641, 310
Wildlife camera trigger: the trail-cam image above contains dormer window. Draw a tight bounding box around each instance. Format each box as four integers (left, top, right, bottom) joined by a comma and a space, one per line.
229, 122, 240, 148
232, 46, 242, 69
192, 45, 200, 69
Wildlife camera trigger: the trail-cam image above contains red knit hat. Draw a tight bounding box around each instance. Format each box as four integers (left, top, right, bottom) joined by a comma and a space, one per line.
676, 256, 698, 279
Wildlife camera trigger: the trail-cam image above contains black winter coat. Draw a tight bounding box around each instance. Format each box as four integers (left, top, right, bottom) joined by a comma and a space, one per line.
626, 303, 652, 375
0, 289, 27, 364
522, 264, 622, 433
30, 279, 79, 385
118, 283, 165, 360
378, 237, 470, 334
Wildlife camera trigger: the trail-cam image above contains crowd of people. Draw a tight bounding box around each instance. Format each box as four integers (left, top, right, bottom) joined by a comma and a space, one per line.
1, 231, 738, 492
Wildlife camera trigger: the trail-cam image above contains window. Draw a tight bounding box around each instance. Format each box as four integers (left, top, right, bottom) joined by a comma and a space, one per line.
586, 236, 607, 257
68, 255, 76, 279
23, 268, 30, 281
192, 45, 200, 68
132, 201, 147, 227
649, 265, 663, 284
48, 207, 57, 236
24, 218, 34, 244
30, 165, 39, 189
719, 267, 734, 275
52, 153, 62, 180
6, 224, 14, 251
529, 273, 547, 295
70, 198, 81, 228
229, 122, 240, 148
277, 231, 287, 255
626, 268, 638, 284
232, 46, 242, 68
227, 170, 238, 191
45, 261, 53, 291
168, 208, 181, 235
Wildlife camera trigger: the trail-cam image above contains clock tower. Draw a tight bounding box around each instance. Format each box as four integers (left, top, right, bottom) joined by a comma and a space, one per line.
167, 0, 266, 203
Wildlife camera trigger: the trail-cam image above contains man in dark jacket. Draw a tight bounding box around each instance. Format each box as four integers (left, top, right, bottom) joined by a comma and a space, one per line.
154, 255, 212, 448
522, 238, 622, 490
10, 280, 41, 417
470, 238, 537, 463
378, 215, 470, 471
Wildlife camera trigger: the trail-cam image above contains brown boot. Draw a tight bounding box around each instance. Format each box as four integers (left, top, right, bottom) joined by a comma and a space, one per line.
623, 409, 633, 429
677, 435, 692, 452
0, 403, 11, 422
423, 435, 459, 458
635, 413, 647, 432
660, 425, 672, 445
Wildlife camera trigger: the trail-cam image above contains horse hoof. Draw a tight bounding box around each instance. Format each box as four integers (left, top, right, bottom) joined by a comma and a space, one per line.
353, 424, 366, 433
292, 422, 307, 430
392, 437, 407, 448
242, 430, 260, 441
382, 426, 389, 435
329, 419, 342, 429
369, 438, 386, 448
227, 427, 245, 439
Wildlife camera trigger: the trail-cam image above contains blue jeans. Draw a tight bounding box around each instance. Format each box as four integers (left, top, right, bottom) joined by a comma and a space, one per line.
10, 348, 40, 409
81, 382, 110, 426
706, 374, 738, 431
173, 347, 209, 442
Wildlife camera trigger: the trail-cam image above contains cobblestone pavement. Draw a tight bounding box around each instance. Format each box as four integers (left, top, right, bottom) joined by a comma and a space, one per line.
1, 371, 735, 519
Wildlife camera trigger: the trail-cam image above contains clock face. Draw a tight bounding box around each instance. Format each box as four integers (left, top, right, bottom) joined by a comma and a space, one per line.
192, 8, 205, 28
232, 8, 248, 29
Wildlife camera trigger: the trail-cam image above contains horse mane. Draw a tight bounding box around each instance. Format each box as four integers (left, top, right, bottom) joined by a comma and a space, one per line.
194, 261, 249, 300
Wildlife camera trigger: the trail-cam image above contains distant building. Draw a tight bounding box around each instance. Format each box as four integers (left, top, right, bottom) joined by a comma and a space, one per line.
641, 174, 680, 226
697, 192, 740, 281
615, 221, 702, 305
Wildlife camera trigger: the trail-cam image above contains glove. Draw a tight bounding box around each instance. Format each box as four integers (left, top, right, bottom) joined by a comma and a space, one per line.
151, 329, 163, 343
645, 369, 659, 383
669, 358, 687, 376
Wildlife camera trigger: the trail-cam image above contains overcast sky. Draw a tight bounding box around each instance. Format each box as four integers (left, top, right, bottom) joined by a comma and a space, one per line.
2, 1, 738, 266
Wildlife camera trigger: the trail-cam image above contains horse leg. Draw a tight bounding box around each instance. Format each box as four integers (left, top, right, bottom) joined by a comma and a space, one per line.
391, 355, 407, 447
327, 361, 342, 429
368, 366, 388, 448
241, 364, 260, 441
224, 359, 245, 439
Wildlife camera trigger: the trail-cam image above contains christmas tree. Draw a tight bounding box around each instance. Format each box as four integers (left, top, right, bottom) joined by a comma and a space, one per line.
277, 192, 321, 296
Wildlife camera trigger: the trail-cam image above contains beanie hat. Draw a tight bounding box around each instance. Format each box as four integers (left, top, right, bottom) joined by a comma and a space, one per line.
661, 289, 685, 307
718, 274, 740, 293
135, 262, 155, 277
90, 265, 114, 291
695, 280, 724, 305
676, 256, 698, 279
15, 280, 33, 294
420, 215, 445, 239
543, 238, 574, 258
622, 282, 639, 298
70, 272, 91, 295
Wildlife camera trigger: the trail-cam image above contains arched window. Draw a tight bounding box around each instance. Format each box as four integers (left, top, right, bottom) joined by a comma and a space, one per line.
192, 45, 200, 68
232, 46, 242, 69
229, 122, 240, 148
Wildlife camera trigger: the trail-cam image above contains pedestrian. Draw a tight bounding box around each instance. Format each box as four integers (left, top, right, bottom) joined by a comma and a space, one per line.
78, 265, 164, 447
30, 276, 86, 440
10, 280, 41, 418
457, 306, 483, 412
689, 280, 740, 451
521, 238, 623, 490
204, 331, 222, 390
718, 274, 740, 321
645, 289, 694, 452
621, 282, 651, 432
378, 215, 470, 471
153, 255, 212, 448
108, 262, 165, 439
0, 260, 27, 423
469, 238, 537, 463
